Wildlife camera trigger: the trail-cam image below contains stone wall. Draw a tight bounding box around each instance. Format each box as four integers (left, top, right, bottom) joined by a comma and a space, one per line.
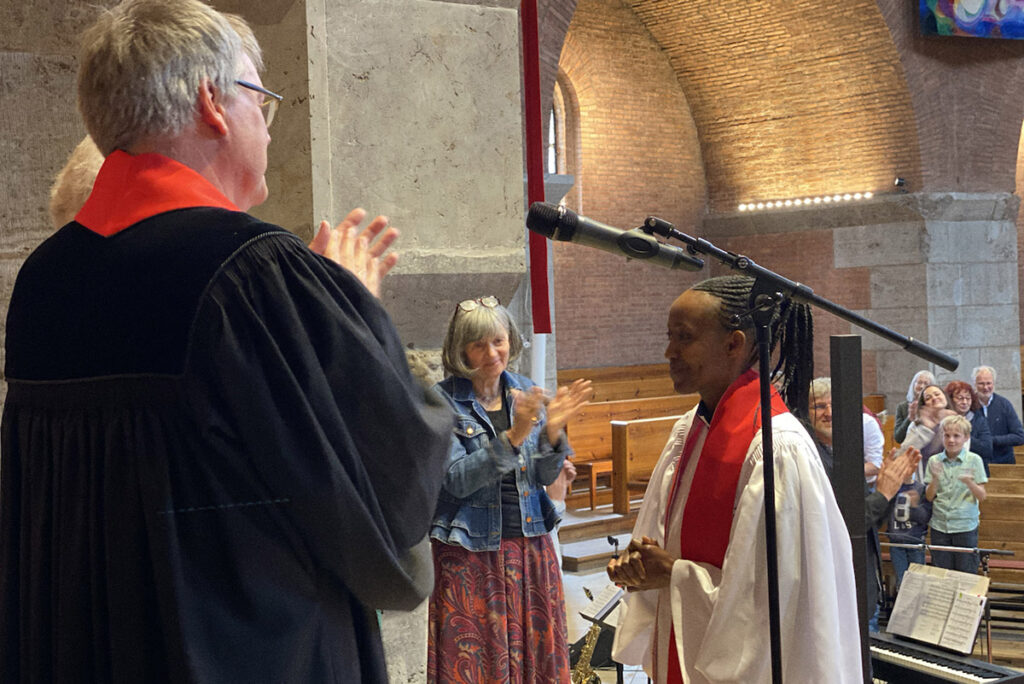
704, 193, 1023, 415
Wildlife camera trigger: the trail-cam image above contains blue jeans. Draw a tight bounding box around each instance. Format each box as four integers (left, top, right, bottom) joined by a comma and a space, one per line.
930, 527, 979, 574
890, 544, 926, 588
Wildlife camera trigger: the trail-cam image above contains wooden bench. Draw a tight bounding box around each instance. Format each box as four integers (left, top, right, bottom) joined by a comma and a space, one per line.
863, 393, 886, 416
573, 459, 613, 510
558, 363, 674, 402
564, 393, 698, 510
610, 414, 687, 514
566, 394, 698, 462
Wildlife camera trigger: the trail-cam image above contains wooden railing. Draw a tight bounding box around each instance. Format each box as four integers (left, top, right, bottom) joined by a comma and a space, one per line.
610, 414, 686, 514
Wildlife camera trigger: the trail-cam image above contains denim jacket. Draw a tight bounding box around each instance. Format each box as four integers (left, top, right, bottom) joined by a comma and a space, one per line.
430, 371, 571, 551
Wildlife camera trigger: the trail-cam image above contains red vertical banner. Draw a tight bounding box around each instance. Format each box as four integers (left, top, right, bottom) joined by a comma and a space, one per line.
520, 0, 552, 333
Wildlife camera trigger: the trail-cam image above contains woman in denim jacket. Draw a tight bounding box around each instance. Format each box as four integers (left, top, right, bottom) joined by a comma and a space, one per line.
427, 297, 591, 684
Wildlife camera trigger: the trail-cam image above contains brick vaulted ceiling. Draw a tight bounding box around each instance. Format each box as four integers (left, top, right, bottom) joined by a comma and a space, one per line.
624, 0, 923, 212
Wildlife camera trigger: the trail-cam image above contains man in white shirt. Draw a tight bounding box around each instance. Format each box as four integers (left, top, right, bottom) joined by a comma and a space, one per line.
807, 376, 884, 482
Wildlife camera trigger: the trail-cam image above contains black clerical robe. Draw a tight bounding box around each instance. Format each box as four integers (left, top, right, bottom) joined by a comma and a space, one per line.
1, 203, 450, 682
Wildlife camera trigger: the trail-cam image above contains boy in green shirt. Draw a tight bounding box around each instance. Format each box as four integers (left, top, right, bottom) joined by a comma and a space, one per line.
924, 414, 988, 574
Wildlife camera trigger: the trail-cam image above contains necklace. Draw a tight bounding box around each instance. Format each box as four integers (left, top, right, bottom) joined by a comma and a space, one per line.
475, 384, 502, 406
477, 391, 501, 406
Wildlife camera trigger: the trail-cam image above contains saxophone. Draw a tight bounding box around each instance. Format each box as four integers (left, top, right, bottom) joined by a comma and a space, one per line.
571, 622, 603, 684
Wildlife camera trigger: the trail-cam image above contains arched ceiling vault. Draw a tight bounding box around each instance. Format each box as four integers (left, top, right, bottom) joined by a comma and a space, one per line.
626, 0, 923, 212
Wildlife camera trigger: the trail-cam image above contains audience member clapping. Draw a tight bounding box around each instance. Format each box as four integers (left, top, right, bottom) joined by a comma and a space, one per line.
945, 380, 994, 475
902, 384, 957, 480
894, 370, 934, 443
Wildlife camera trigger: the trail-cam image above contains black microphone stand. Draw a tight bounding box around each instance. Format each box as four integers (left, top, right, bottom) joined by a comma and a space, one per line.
641, 216, 958, 684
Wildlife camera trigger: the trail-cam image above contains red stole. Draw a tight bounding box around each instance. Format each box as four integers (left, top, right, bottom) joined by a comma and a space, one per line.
75, 150, 238, 237
665, 369, 789, 684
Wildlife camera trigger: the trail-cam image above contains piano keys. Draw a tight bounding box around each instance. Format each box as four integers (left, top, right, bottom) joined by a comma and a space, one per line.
871, 632, 1024, 683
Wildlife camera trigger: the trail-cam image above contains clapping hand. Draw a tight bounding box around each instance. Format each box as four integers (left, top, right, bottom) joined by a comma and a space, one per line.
308, 208, 399, 297
929, 459, 944, 478
545, 379, 593, 444
507, 387, 544, 446
876, 446, 921, 499
957, 472, 975, 484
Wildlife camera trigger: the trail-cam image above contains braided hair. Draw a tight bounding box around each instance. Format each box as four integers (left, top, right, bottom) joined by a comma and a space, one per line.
691, 275, 814, 419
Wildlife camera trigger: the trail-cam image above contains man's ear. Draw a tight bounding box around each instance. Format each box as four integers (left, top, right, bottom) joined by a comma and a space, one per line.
197, 77, 228, 136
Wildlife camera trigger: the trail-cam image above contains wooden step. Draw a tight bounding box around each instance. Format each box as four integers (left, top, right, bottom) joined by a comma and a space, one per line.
971, 637, 1024, 669
558, 507, 637, 544
982, 520, 1024, 544
981, 494, 1024, 521
991, 464, 1024, 479
986, 479, 1024, 495
560, 533, 632, 572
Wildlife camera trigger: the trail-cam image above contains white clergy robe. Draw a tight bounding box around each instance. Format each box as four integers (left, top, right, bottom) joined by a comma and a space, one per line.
611, 408, 862, 683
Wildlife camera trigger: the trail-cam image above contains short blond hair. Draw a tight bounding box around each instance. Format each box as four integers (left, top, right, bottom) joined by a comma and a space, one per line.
49, 136, 104, 229
940, 413, 972, 437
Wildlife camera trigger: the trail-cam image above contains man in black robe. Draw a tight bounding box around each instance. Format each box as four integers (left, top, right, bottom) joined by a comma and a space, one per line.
0, 2, 451, 682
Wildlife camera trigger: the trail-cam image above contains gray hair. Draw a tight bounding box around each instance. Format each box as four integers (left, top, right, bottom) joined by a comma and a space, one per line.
972, 365, 996, 384
906, 369, 935, 403
49, 136, 104, 229
809, 376, 831, 407
441, 302, 523, 379
77, 0, 262, 155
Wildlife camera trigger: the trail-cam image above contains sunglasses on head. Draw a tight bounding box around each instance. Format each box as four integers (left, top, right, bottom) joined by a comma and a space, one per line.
457, 296, 500, 313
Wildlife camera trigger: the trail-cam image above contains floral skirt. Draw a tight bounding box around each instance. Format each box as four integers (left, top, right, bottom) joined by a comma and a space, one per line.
427, 535, 570, 684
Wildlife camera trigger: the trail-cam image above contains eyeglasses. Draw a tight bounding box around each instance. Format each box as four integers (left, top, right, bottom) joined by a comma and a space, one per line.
457, 296, 500, 313
236, 80, 283, 129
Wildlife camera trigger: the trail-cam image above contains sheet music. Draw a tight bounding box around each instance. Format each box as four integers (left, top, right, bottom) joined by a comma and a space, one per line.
580, 583, 624, 627
938, 591, 987, 654
886, 563, 988, 654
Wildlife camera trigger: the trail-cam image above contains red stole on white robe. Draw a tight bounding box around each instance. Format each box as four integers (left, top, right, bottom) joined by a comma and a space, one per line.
665, 369, 788, 684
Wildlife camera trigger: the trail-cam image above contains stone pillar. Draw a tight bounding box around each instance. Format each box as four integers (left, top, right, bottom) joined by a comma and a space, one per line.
838, 193, 1022, 416
313, 0, 525, 353
310, 2, 527, 681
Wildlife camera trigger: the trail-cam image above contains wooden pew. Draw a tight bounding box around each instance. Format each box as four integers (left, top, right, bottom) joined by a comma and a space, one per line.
558, 363, 674, 402
610, 415, 685, 514
863, 393, 885, 415
565, 393, 697, 510
566, 393, 699, 463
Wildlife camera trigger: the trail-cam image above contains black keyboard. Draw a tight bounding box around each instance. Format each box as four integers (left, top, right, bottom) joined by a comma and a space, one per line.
870, 632, 1024, 683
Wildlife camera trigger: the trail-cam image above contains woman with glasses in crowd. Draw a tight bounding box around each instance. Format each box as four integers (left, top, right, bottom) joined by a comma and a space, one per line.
427, 296, 592, 684
945, 380, 994, 475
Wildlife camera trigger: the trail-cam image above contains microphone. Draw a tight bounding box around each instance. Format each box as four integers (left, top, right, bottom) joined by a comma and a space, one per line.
526, 202, 704, 271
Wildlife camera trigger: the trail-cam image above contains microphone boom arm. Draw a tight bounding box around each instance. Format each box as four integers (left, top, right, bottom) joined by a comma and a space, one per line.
642, 216, 958, 371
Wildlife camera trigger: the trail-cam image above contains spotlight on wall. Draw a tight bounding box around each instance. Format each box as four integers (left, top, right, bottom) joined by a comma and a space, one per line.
894, 177, 907, 192
736, 190, 875, 213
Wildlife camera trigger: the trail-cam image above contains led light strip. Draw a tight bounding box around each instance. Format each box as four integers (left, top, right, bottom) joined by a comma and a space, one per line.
738, 191, 873, 212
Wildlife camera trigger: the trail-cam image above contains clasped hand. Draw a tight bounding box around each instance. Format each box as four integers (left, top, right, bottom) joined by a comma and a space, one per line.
606, 536, 675, 591
308, 207, 399, 297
